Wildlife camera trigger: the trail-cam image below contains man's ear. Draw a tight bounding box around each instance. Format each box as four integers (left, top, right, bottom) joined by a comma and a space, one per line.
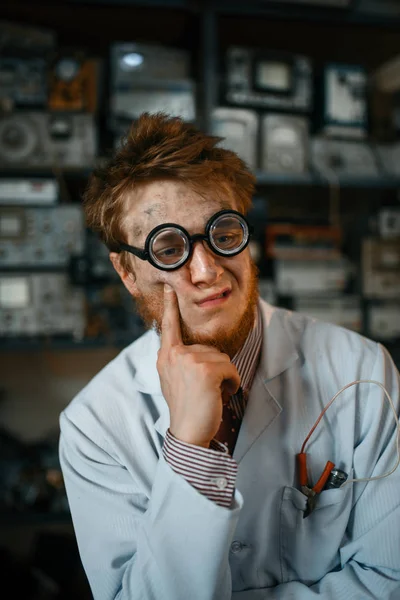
109, 252, 138, 296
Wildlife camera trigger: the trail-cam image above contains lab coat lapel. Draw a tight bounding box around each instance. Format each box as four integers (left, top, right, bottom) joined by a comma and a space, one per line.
127, 329, 170, 440
233, 301, 299, 465
233, 373, 282, 464
154, 396, 171, 439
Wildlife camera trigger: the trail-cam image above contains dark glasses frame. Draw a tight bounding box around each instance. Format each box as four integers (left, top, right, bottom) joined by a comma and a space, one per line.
117, 209, 253, 271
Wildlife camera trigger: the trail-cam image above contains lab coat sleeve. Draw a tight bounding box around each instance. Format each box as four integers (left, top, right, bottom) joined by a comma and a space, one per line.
59, 409, 243, 600
232, 343, 400, 600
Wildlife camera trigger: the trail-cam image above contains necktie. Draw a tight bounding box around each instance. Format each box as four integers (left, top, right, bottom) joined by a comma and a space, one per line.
215, 387, 244, 456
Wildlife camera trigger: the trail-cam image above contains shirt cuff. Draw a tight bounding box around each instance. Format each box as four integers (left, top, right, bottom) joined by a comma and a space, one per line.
162, 429, 238, 508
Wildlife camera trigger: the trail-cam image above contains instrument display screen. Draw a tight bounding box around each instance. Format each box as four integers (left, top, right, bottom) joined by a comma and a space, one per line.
0, 213, 23, 238
0, 277, 30, 308
255, 61, 291, 92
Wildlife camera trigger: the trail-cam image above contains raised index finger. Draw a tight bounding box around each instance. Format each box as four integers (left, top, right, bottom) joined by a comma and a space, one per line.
161, 283, 183, 348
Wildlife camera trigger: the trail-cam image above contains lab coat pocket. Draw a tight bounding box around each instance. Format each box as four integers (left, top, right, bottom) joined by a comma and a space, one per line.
279, 481, 352, 584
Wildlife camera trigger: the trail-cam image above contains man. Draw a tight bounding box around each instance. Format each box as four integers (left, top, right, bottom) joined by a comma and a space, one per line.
59, 113, 400, 600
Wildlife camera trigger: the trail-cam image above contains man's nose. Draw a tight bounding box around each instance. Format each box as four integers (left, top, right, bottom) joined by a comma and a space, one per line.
188, 240, 224, 285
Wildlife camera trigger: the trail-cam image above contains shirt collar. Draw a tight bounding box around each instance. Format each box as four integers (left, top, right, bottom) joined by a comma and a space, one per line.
231, 305, 263, 394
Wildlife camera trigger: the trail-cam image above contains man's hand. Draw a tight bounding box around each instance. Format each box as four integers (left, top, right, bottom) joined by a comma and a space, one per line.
157, 284, 240, 448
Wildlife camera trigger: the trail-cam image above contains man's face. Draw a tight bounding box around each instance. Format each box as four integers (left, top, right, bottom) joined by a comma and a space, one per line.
111, 180, 259, 358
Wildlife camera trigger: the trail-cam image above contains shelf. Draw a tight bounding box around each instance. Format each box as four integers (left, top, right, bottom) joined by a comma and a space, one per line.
255, 172, 315, 186
64, 0, 400, 28
0, 334, 137, 352
214, 0, 400, 27
67, 0, 190, 8
255, 171, 400, 188
1, 169, 399, 189
0, 167, 94, 179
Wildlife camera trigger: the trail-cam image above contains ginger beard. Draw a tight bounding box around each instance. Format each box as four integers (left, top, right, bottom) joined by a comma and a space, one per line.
134, 261, 260, 359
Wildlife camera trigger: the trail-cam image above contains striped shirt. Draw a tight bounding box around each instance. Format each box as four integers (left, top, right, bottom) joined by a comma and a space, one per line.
162, 307, 263, 508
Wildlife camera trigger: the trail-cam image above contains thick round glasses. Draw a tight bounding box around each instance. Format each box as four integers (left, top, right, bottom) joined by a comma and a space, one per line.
117, 209, 253, 271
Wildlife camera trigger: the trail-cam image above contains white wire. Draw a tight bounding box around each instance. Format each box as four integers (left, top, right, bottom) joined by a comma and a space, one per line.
325, 380, 400, 488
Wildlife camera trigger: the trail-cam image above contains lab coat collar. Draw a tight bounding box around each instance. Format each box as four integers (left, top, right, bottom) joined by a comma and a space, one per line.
257, 300, 299, 383
232, 301, 299, 463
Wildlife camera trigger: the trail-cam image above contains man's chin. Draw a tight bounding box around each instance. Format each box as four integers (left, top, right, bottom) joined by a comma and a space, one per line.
183, 335, 243, 359
181, 300, 258, 359
180, 322, 234, 354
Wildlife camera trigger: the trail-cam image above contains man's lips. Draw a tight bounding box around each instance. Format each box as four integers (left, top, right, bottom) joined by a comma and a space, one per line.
196, 288, 231, 306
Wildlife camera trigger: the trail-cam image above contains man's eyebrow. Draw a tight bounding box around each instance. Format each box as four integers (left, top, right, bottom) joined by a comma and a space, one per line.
204, 200, 235, 219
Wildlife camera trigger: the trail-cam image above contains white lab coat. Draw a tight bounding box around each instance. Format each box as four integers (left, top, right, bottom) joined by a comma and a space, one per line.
59, 300, 400, 599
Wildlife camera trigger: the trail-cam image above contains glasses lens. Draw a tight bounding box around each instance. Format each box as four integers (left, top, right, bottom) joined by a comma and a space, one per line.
210, 214, 248, 254
150, 227, 189, 268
